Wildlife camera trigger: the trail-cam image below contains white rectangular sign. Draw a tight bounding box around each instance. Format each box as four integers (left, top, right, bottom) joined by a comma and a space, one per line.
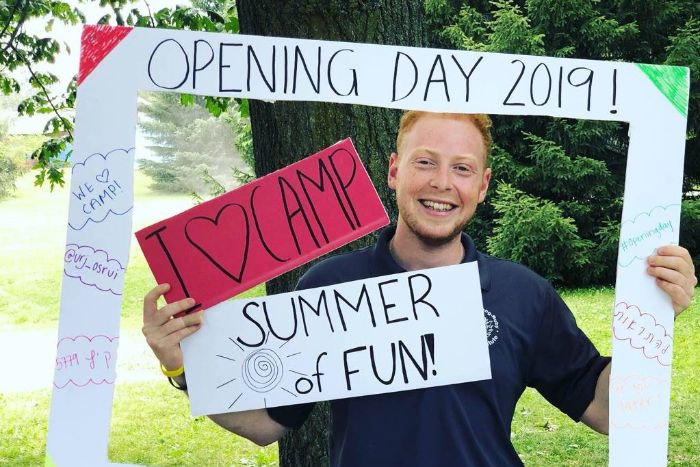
182, 262, 490, 416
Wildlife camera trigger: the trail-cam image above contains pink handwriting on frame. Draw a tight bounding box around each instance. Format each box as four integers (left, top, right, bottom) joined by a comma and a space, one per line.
609, 374, 669, 431
135, 138, 389, 314
54, 335, 118, 389
613, 302, 672, 366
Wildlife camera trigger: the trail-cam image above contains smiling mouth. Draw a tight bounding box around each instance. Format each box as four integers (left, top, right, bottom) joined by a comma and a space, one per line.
420, 200, 456, 212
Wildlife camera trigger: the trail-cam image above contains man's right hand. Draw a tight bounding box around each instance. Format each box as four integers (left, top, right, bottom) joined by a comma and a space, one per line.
142, 283, 203, 371
141, 283, 287, 445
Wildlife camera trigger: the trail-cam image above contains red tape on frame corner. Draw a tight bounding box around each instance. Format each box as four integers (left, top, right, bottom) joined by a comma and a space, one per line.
78, 25, 133, 85
135, 138, 390, 316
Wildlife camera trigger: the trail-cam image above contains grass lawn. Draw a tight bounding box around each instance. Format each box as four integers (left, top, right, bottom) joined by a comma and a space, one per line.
1, 169, 698, 465
0, 169, 195, 328
0, 383, 277, 466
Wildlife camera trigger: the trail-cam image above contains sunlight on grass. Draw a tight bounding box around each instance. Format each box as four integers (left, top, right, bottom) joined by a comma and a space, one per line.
0, 383, 278, 466
0, 389, 51, 465
108, 381, 278, 466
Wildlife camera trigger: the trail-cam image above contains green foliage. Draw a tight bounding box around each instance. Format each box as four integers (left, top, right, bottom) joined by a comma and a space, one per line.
665, 18, 700, 190
488, 183, 593, 283
591, 219, 620, 284
484, 1, 545, 55
487, 128, 622, 282
427, 0, 699, 285
233, 116, 255, 185
0, 0, 83, 190
525, 0, 638, 58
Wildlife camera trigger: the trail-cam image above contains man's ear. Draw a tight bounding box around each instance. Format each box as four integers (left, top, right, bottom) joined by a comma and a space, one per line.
387, 153, 398, 190
478, 167, 491, 203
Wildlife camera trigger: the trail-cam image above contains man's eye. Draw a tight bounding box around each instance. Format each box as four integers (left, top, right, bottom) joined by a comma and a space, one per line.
455, 165, 472, 173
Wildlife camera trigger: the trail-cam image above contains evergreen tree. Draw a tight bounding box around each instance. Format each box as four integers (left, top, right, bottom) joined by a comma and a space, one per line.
138, 92, 249, 195
425, 0, 700, 283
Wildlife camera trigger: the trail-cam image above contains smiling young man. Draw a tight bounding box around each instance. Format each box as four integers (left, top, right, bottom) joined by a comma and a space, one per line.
142, 111, 696, 466
387, 112, 491, 269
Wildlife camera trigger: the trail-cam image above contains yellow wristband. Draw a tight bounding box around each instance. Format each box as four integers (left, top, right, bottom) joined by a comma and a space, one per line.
160, 363, 184, 377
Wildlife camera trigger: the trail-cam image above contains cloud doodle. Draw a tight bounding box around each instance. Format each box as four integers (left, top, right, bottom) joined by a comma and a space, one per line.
68, 148, 134, 230
54, 335, 118, 389
63, 244, 125, 295
613, 302, 672, 366
618, 204, 680, 267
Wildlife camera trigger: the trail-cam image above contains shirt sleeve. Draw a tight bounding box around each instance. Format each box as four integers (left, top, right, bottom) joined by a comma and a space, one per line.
267, 402, 316, 429
526, 285, 611, 421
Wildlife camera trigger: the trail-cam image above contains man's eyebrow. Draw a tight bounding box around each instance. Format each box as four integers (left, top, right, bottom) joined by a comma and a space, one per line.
409, 147, 481, 162
407, 147, 439, 156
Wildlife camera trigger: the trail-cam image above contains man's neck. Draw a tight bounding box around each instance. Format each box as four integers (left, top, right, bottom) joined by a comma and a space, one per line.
389, 222, 465, 271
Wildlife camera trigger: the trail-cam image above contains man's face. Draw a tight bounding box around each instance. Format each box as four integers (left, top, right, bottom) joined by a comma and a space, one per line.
388, 114, 491, 246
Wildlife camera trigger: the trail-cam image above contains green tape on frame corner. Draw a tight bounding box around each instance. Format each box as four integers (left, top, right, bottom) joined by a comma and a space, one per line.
637, 64, 690, 118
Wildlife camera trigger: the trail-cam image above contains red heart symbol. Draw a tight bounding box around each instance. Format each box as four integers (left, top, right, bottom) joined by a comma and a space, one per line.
185, 203, 250, 283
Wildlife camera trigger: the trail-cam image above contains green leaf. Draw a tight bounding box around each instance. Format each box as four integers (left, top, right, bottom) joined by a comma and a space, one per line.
180, 94, 196, 106
237, 98, 249, 118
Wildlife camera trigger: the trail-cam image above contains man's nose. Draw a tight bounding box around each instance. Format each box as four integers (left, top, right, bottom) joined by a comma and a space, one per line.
430, 166, 451, 190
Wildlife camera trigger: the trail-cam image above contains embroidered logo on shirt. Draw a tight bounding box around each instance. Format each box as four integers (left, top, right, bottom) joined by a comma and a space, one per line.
484, 309, 499, 346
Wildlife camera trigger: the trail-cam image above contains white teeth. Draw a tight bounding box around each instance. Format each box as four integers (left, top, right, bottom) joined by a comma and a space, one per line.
421, 200, 453, 212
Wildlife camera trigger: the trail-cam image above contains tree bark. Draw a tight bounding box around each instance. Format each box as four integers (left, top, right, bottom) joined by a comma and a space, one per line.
237, 1, 426, 465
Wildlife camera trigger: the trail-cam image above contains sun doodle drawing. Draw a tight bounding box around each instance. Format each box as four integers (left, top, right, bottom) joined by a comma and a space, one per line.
215, 333, 307, 409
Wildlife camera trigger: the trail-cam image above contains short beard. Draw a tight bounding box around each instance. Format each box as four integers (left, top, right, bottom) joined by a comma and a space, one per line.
403, 215, 467, 248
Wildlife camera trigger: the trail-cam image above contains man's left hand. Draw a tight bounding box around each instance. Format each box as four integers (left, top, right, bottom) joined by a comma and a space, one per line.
647, 245, 697, 317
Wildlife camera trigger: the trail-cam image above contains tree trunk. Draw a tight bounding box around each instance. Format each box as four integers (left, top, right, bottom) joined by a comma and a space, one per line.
237, 1, 426, 465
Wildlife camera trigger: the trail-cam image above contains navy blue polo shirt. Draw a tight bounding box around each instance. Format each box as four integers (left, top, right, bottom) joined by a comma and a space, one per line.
268, 226, 610, 466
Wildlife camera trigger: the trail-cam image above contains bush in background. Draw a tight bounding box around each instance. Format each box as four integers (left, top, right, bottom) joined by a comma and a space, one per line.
0, 134, 45, 199
487, 183, 594, 283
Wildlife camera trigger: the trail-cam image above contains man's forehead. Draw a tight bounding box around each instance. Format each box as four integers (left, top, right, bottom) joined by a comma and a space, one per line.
399, 115, 488, 162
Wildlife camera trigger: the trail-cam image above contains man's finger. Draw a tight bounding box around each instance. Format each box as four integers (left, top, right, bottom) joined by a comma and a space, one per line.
647, 265, 687, 289
143, 283, 170, 319
654, 246, 694, 270
158, 297, 197, 321
161, 314, 203, 337
161, 323, 202, 348
656, 279, 691, 315
648, 254, 692, 276
656, 244, 691, 258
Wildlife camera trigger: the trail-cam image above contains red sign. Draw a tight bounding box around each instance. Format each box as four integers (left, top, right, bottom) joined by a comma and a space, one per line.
136, 138, 389, 313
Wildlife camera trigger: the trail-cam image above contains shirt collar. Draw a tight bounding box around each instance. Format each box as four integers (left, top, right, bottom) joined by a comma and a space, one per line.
372, 225, 491, 291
